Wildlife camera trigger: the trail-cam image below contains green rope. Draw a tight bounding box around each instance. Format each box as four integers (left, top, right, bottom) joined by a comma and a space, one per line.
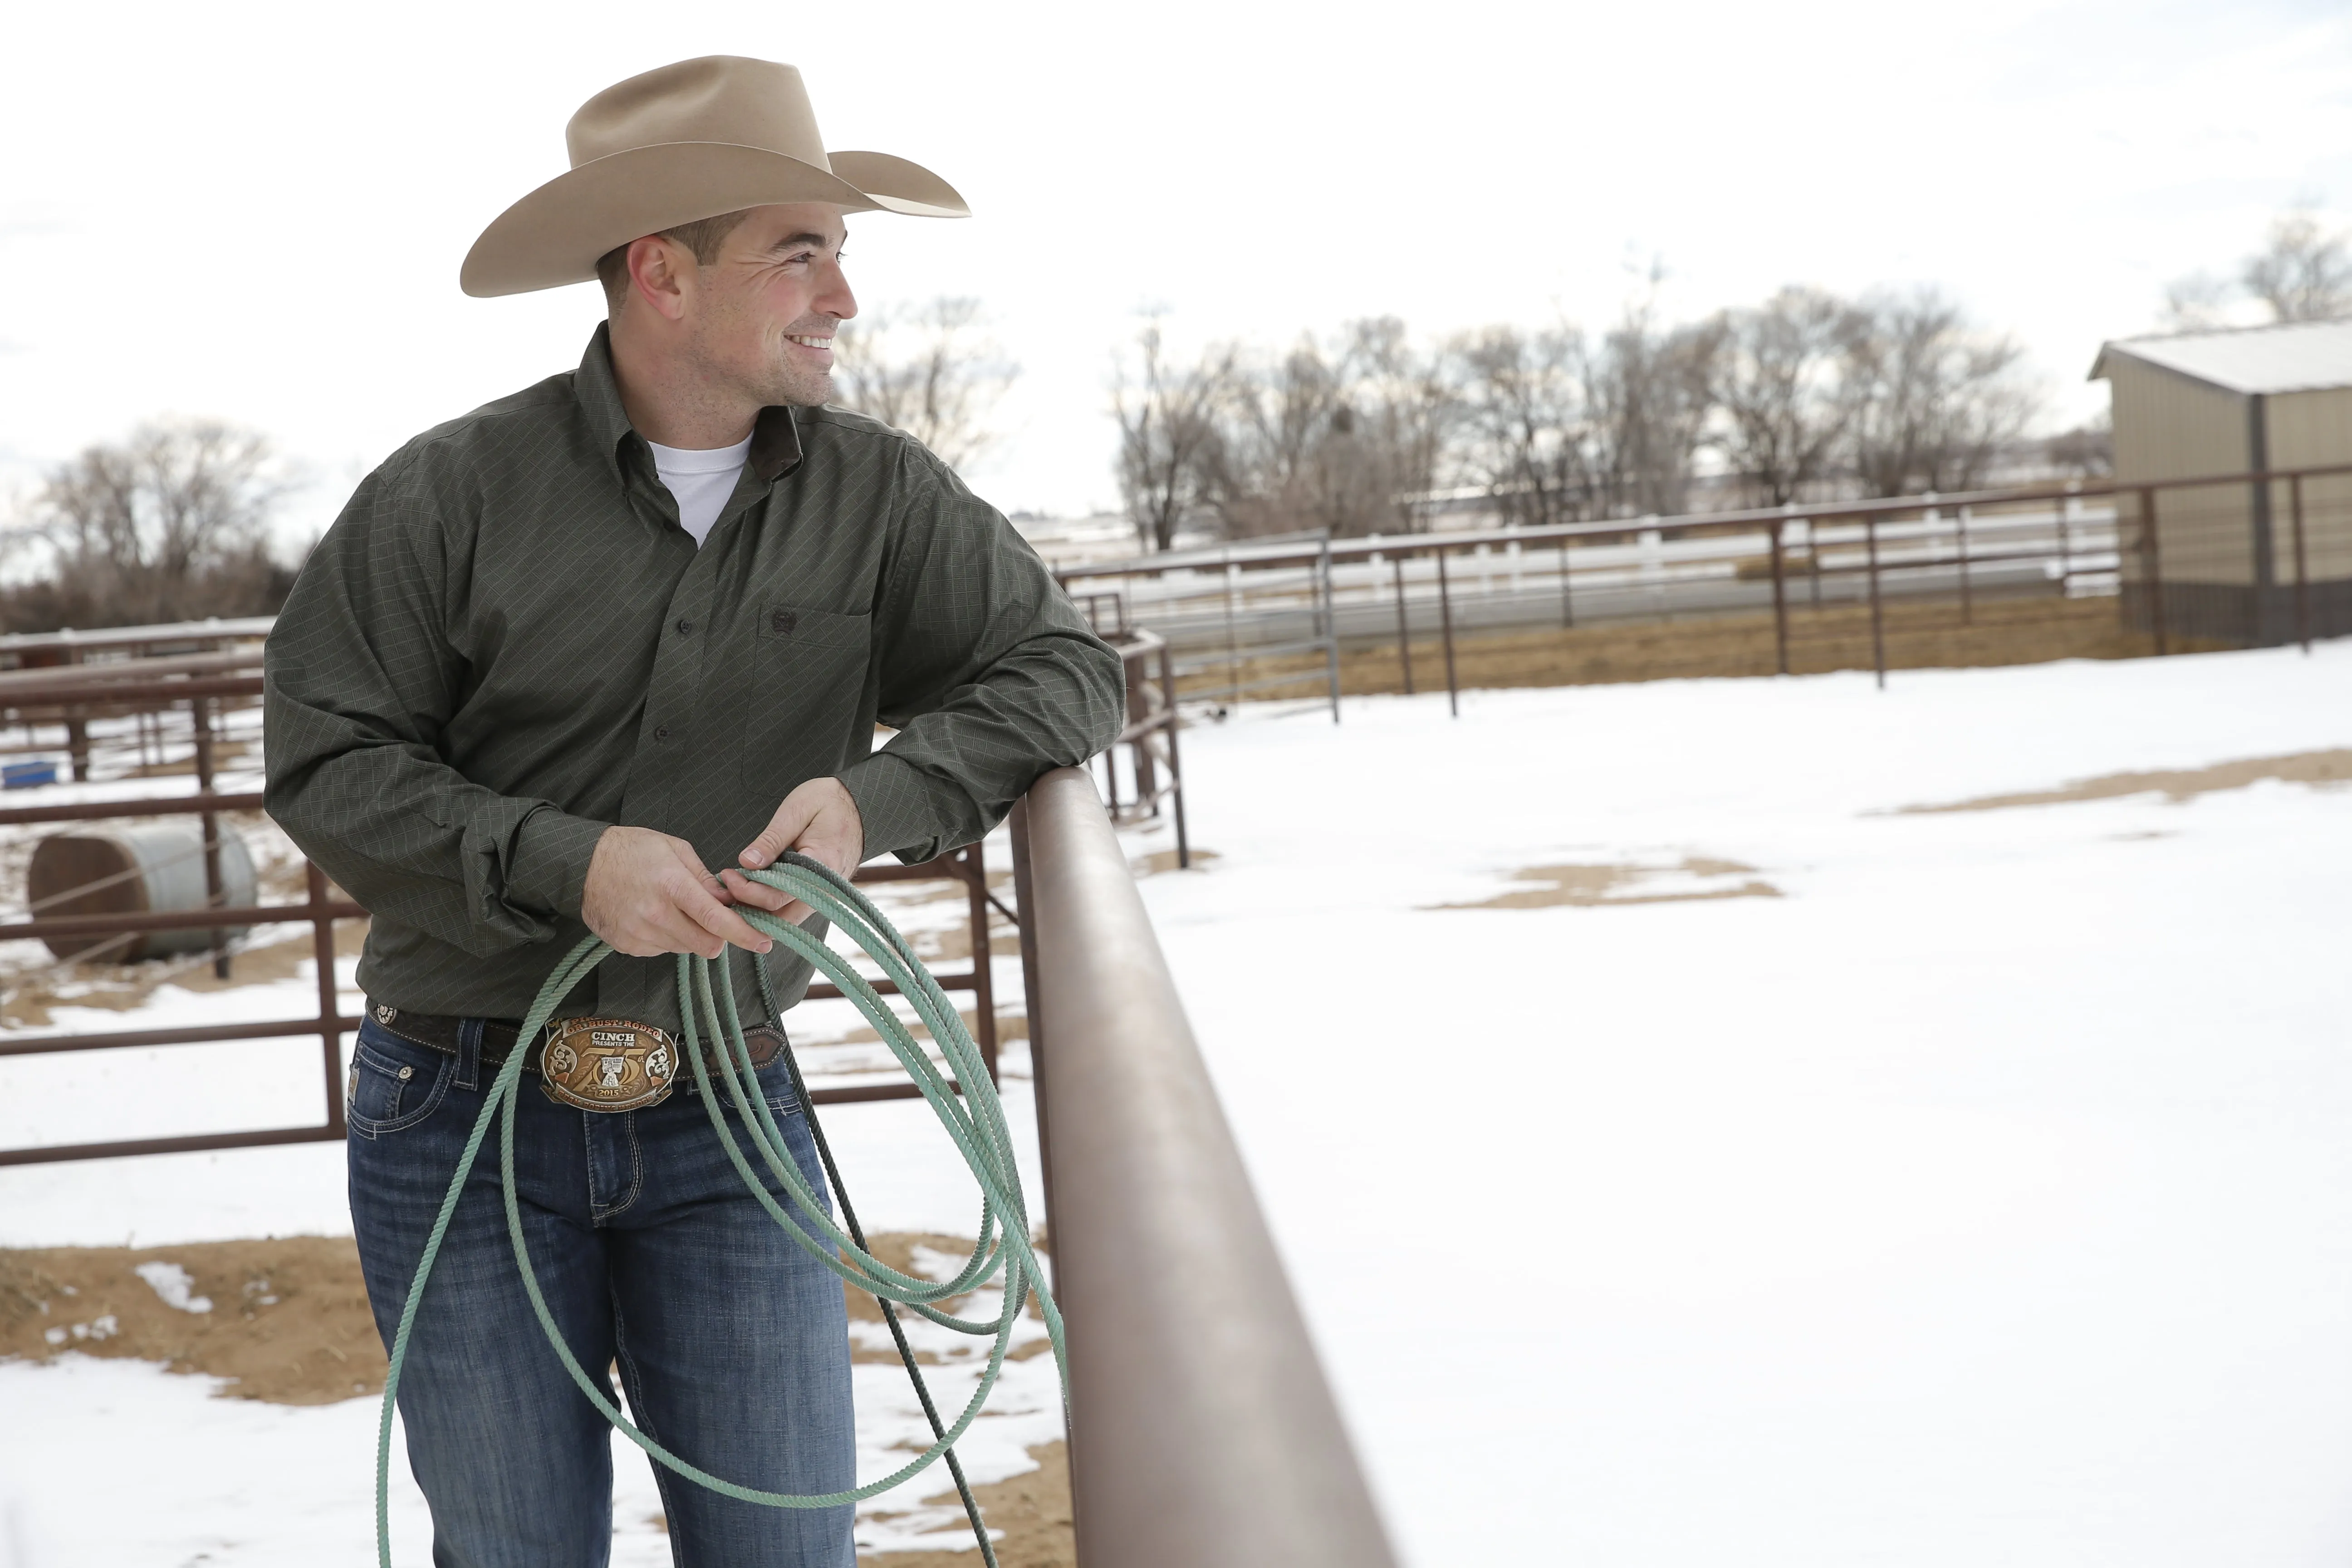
372, 854, 1063, 1566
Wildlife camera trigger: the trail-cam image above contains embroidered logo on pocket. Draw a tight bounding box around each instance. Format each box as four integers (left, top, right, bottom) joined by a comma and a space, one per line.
770, 609, 799, 637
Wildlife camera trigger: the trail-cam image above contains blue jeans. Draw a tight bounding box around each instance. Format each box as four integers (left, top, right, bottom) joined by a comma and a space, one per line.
346, 1017, 855, 1568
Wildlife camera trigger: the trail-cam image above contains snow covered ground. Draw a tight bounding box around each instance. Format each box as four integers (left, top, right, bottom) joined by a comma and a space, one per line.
4, 639, 2351, 1565
1140, 639, 2352, 1567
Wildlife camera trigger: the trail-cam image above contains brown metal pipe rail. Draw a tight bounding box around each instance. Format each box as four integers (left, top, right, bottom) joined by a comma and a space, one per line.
1015, 767, 1397, 1568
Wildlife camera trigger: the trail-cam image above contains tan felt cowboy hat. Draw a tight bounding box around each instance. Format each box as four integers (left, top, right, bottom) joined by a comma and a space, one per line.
461, 55, 967, 297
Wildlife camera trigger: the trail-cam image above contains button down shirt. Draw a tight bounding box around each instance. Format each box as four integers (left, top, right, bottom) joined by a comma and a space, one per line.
264, 325, 1125, 1033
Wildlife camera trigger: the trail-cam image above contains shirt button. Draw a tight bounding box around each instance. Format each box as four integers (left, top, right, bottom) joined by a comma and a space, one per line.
655, 725, 672, 742
676, 618, 692, 635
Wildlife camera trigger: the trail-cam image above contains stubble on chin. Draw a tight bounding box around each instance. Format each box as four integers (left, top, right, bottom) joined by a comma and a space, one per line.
763, 343, 833, 409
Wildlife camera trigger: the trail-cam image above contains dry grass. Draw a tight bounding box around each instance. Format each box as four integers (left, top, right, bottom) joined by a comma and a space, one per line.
1184, 596, 2209, 703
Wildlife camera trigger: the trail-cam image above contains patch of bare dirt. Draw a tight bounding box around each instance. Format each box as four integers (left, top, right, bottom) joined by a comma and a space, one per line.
0, 1236, 385, 1404
5, 1232, 1072, 1561
842, 1233, 1051, 1361
1896, 749, 2352, 814
1130, 846, 1218, 877
1, 1229, 1045, 1395
859, 1441, 1073, 1567
1430, 858, 1781, 910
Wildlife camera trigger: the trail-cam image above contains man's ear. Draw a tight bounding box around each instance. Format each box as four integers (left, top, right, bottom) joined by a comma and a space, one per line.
626, 235, 696, 323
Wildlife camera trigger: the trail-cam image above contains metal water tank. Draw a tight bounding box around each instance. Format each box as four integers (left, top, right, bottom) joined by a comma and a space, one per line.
27, 821, 257, 962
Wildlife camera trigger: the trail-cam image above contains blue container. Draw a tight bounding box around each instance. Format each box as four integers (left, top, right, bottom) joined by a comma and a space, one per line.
3, 760, 59, 789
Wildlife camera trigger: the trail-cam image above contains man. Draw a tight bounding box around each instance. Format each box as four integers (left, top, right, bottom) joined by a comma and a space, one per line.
264, 56, 1124, 1568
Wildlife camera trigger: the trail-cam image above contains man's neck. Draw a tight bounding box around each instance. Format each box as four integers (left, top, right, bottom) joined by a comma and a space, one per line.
608, 323, 759, 450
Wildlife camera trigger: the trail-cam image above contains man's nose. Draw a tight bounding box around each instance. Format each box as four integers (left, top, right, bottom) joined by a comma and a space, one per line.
818, 260, 857, 323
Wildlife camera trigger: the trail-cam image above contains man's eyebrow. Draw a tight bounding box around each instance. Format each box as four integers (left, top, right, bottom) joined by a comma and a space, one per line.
767, 230, 841, 255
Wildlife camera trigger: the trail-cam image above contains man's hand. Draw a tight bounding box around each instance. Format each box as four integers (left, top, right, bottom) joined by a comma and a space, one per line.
721, 776, 865, 926
582, 826, 774, 960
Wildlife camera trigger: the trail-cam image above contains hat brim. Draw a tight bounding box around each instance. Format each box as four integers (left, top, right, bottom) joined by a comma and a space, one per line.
460, 141, 968, 298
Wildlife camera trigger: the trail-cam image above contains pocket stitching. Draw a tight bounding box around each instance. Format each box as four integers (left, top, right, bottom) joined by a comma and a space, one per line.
756, 603, 870, 651
348, 1039, 455, 1138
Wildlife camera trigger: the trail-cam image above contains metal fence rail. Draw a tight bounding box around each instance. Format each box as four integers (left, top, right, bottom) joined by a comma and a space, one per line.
1056, 462, 2352, 708
1012, 767, 1397, 1568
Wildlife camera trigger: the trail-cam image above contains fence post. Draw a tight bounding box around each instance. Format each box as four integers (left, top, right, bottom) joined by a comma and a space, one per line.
1956, 505, 1973, 625
1319, 535, 1341, 724
1390, 554, 1415, 696
308, 860, 347, 1136
2291, 472, 2311, 654
2056, 487, 2073, 593
1866, 513, 1887, 691
1558, 533, 1574, 629
1769, 518, 1789, 676
1435, 545, 1460, 718
192, 696, 229, 980
1158, 641, 1191, 870
1223, 556, 1241, 706
2141, 486, 2169, 655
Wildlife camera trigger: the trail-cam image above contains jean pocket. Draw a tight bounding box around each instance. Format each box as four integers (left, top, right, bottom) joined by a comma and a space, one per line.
347, 1024, 456, 1139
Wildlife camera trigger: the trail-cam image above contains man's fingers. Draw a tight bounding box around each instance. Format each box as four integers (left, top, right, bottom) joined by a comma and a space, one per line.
739, 797, 819, 871
670, 872, 773, 956
718, 867, 792, 911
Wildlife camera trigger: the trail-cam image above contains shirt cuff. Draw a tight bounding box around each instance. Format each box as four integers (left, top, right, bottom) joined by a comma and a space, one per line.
838, 750, 949, 864
508, 804, 609, 920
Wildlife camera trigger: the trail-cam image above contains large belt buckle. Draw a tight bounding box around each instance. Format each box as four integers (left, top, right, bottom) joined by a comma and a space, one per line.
539, 1017, 678, 1112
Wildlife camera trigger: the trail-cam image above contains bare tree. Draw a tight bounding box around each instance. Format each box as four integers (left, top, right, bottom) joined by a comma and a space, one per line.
1587, 296, 1721, 517
1845, 289, 2037, 496
1710, 286, 1861, 506
2043, 415, 2113, 479
1111, 320, 1236, 551
1201, 336, 1357, 538
2160, 270, 2235, 332
1337, 318, 1457, 534
10, 420, 295, 630
832, 297, 1019, 472
1188, 321, 1454, 542
1453, 322, 1593, 527
2243, 207, 2352, 323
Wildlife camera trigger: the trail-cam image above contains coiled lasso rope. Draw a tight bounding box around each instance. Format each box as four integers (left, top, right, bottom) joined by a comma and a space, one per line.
372, 850, 1063, 1567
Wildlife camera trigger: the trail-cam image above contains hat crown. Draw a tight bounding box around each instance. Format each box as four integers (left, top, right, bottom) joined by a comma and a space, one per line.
565, 56, 832, 175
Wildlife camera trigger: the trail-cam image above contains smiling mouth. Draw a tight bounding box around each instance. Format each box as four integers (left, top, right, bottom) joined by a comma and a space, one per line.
785, 333, 833, 353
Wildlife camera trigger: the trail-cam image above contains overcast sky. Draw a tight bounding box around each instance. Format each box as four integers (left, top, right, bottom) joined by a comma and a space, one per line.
4, 0, 2349, 540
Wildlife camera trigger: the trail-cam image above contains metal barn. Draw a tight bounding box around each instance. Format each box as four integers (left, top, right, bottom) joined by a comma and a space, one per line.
2092, 320, 2352, 646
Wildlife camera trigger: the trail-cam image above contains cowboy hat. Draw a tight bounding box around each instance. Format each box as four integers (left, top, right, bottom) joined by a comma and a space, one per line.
461, 56, 967, 298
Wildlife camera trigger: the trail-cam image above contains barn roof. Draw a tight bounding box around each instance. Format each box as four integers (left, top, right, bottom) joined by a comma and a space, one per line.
2091, 319, 2352, 396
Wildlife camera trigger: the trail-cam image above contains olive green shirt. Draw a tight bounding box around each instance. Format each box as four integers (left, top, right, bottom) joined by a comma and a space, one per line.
264, 326, 1124, 1034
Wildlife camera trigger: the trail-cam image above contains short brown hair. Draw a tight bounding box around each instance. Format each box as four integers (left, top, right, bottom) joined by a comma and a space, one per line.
594, 209, 754, 313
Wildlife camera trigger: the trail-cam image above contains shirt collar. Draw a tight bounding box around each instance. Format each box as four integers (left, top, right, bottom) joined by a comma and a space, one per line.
575, 322, 804, 485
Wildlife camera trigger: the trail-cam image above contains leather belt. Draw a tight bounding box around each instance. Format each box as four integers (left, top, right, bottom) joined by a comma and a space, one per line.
364, 1000, 785, 1091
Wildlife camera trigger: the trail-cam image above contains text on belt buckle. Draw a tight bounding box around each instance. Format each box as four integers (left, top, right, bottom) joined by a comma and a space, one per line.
540, 1017, 677, 1112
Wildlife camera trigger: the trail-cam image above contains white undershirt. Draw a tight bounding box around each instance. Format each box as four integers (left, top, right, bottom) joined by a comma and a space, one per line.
646, 433, 755, 548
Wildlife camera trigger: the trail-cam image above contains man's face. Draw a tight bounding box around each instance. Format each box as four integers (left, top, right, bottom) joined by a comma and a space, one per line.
681, 203, 857, 408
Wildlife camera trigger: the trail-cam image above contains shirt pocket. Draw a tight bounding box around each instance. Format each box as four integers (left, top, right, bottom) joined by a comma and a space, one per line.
740, 603, 874, 798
